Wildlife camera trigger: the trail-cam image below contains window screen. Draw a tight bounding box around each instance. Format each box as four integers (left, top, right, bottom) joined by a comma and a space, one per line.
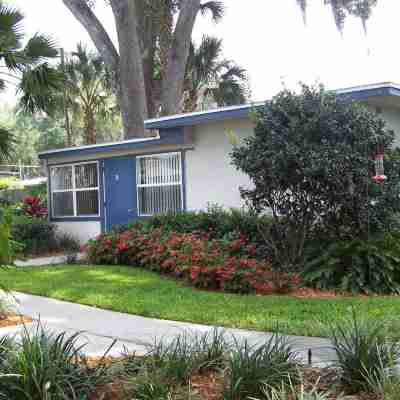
50, 162, 99, 217
137, 153, 183, 216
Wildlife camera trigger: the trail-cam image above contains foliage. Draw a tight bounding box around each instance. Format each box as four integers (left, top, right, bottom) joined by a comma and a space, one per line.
0, 126, 16, 161
223, 334, 300, 400
22, 196, 48, 218
329, 309, 400, 393
183, 35, 248, 112
0, 177, 18, 191
86, 222, 298, 295
0, 325, 111, 400
231, 84, 400, 271
364, 361, 400, 400
296, 0, 377, 34
0, 105, 68, 164
0, 207, 14, 265
60, 43, 119, 144
0, 1, 62, 115
265, 377, 338, 400
303, 233, 400, 294
11, 215, 79, 256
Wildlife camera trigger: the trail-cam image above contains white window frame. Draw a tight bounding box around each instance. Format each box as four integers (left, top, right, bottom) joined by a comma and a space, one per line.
50, 161, 100, 218
136, 152, 184, 217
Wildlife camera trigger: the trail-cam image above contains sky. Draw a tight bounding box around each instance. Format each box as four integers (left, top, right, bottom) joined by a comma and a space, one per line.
5, 0, 400, 104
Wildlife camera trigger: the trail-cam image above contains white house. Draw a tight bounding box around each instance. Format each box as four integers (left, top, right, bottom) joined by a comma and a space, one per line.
39, 82, 400, 243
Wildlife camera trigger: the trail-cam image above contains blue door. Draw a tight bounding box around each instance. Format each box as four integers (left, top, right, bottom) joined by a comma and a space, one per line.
103, 156, 137, 231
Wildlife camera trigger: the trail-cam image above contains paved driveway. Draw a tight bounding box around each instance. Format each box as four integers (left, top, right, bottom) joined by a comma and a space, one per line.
0, 292, 336, 365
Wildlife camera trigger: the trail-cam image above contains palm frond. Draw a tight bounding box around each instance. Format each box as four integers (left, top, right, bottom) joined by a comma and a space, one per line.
298, 0, 377, 34
199, 1, 224, 22
0, 126, 16, 161
23, 34, 58, 64
0, 1, 24, 50
18, 63, 64, 116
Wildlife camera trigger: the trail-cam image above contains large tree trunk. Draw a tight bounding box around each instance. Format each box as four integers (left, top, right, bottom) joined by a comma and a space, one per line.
62, 0, 146, 138
110, 0, 147, 138
161, 0, 201, 115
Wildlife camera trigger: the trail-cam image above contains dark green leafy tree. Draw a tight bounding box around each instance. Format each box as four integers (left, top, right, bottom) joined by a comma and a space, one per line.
183, 36, 248, 112
0, 1, 62, 160
231, 84, 400, 270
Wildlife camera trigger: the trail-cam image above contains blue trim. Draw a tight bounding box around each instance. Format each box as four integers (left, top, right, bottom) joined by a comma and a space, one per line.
145, 106, 259, 130
336, 86, 400, 102
51, 217, 101, 222
39, 128, 185, 160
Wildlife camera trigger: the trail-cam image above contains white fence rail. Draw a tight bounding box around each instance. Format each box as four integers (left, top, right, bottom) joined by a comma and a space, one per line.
0, 163, 43, 180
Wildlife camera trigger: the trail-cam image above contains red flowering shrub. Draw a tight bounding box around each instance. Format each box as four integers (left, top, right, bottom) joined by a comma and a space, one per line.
22, 196, 48, 218
86, 225, 300, 295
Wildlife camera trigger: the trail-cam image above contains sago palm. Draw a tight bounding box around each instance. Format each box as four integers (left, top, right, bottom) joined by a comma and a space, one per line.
62, 44, 116, 144
183, 36, 247, 112
0, 1, 61, 159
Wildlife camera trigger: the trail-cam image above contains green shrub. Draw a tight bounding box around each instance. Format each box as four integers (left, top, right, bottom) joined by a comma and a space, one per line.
329, 310, 400, 393
11, 215, 58, 255
223, 334, 300, 400
121, 205, 273, 257
303, 233, 400, 294
0, 326, 111, 399
11, 215, 80, 256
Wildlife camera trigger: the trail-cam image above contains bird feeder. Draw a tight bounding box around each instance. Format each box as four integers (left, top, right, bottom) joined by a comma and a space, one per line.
372, 147, 387, 183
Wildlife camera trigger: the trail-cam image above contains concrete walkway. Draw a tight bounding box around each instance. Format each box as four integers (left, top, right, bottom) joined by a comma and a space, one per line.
1, 292, 336, 366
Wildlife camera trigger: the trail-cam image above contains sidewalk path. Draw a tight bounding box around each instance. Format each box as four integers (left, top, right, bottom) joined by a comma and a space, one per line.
1, 292, 336, 366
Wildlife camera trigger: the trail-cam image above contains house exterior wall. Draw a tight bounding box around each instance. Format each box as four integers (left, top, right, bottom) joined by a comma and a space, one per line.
380, 107, 400, 147
185, 118, 254, 211
54, 221, 101, 243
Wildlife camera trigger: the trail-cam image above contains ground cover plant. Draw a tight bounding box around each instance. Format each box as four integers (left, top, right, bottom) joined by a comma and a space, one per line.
1, 316, 397, 399
3, 265, 400, 338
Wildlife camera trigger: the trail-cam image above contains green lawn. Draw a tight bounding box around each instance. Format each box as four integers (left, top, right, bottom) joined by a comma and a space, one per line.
3, 265, 400, 337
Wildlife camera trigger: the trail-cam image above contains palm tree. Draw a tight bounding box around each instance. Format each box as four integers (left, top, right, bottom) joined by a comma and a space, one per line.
183, 36, 248, 112
62, 44, 116, 145
0, 1, 61, 160
296, 0, 377, 34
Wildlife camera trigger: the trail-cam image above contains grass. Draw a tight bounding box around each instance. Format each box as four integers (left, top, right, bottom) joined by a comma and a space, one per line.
2, 265, 400, 338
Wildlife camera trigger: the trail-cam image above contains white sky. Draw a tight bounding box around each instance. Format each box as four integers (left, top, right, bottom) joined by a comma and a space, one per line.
5, 0, 400, 103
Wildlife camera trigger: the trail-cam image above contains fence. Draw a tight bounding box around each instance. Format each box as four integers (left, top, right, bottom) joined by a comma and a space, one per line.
0, 163, 43, 180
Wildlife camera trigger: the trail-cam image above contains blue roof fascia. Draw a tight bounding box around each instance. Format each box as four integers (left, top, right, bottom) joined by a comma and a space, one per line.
144, 105, 262, 130
39, 127, 185, 160
336, 86, 400, 102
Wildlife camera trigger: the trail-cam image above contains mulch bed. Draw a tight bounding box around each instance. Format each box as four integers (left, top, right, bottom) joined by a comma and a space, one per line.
86, 357, 382, 400
0, 313, 32, 328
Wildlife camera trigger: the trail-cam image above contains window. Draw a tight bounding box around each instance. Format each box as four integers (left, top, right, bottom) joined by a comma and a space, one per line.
50, 162, 99, 217
137, 152, 183, 216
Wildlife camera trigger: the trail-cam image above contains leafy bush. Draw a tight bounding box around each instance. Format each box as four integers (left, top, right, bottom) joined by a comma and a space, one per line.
303, 234, 400, 294
11, 215, 79, 256
231, 84, 400, 270
223, 334, 300, 400
86, 224, 297, 295
12, 215, 58, 255
329, 310, 400, 393
0, 326, 111, 400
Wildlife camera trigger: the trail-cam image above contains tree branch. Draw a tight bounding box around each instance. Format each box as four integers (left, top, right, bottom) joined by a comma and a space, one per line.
161, 0, 201, 115
62, 0, 119, 70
